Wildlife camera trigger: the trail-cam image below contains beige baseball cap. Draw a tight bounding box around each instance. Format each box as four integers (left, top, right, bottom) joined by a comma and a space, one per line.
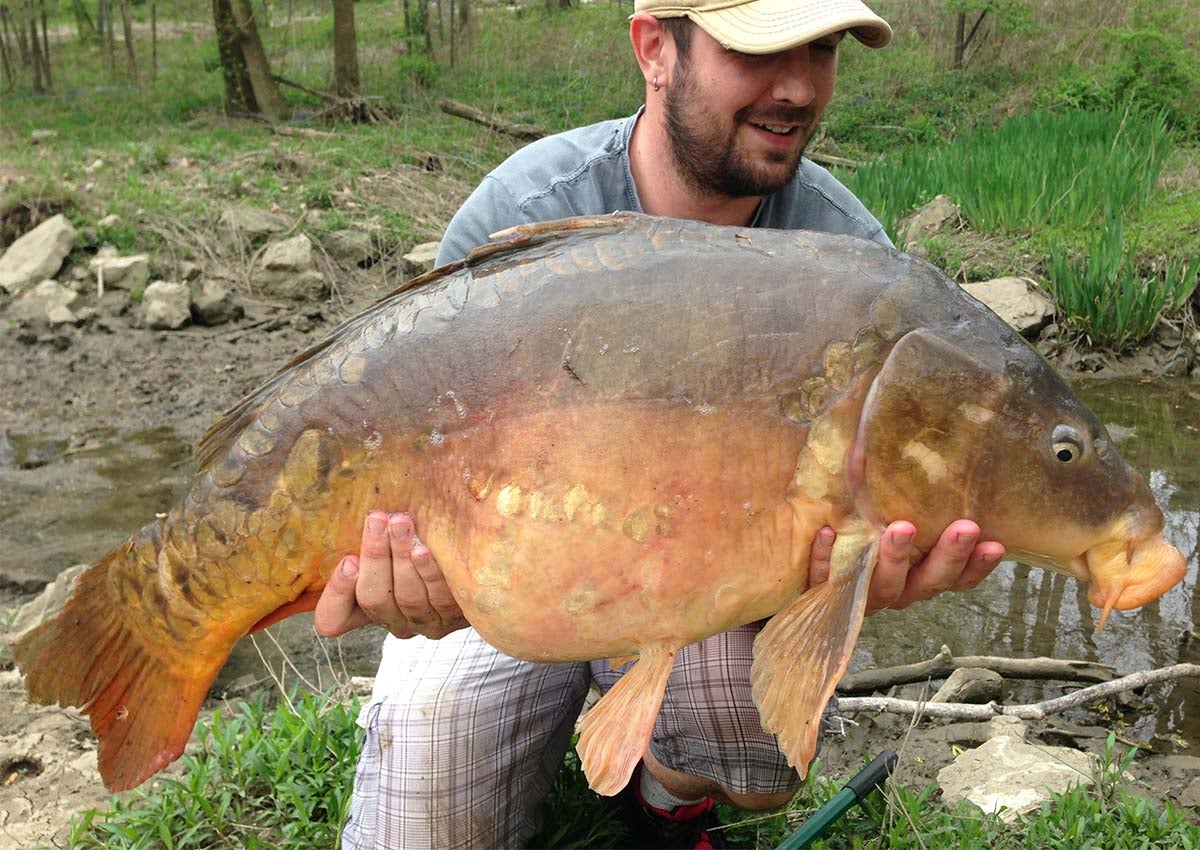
635, 0, 892, 54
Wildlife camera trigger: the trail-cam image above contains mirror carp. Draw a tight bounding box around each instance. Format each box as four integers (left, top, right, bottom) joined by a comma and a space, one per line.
14, 213, 1188, 795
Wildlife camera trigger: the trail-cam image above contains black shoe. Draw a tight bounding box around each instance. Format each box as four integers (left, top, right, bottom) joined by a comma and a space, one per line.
612, 765, 729, 850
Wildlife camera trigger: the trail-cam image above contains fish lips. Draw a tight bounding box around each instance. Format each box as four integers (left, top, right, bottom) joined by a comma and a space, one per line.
1085, 535, 1188, 629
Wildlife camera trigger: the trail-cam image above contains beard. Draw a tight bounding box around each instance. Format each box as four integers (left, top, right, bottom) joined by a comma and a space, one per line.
664, 65, 816, 199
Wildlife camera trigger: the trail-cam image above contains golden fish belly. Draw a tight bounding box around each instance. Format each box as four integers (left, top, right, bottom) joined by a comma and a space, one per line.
415, 401, 827, 661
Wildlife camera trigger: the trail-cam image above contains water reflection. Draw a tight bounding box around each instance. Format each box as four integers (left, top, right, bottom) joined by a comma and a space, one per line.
856, 378, 1200, 752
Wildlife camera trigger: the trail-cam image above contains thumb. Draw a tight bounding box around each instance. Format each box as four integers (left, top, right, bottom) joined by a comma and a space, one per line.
314, 556, 370, 637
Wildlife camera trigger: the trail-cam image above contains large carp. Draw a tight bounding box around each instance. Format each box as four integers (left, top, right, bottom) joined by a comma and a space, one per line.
14, 213, 1187, 795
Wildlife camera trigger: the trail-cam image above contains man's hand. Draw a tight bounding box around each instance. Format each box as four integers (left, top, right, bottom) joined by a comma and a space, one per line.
807, 519, 1004, 615
313, 511, 468, 639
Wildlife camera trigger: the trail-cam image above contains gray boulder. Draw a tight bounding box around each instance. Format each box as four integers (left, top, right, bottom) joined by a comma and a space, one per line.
402, 241, 441, 278
962, 277, 1055, 338
89, 249, 151, 292
8, 280, 78, 323
938, 734, 1097, 822
2, 564, 86, 645
218, 206, 289, 247
930, 667, 1004, 704
0, 214, 78, 294
255, 234, 328, 302
191, 280, 243, 326
900, 195, 960, 250
141, 281, 192, 330
324, 229, 377, 266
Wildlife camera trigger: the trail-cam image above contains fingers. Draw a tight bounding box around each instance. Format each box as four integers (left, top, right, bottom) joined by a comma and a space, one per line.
885, 520, 1004, 612
315, 510, 467, 641
807, 526, 836, 586
314, 556, 373, 637
865, 522, 915, 614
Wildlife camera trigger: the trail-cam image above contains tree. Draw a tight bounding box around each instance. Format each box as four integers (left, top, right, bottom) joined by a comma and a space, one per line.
211, 0, 287, 119
331, 0, 358, 98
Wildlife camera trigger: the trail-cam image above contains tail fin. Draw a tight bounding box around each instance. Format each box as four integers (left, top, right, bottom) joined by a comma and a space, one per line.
13, 544, 224, 792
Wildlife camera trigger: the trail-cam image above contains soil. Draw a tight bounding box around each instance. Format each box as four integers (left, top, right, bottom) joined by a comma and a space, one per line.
1, 222, 1198, 847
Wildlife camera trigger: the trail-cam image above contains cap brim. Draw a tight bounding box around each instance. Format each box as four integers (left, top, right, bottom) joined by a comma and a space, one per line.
687, 0, 892, 54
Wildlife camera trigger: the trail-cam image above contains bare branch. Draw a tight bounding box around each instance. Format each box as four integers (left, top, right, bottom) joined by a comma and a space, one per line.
837, 644, 1116, 695
838, 663, 1200, 721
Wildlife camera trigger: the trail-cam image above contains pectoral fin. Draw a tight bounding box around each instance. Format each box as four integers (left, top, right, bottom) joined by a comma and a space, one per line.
576, 645, 676, 796
751, 531, 878, 778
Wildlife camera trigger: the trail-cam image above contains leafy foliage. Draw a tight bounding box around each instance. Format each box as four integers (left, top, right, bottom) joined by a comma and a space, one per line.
838, 109, 1173, 242
67, 691, 359, 850
1046, 215, 1199, 351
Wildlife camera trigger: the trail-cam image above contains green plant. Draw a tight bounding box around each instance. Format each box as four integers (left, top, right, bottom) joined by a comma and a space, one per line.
839, 108, 1173, 242
1046, 215, 1196, 351
67, 690, 360, 849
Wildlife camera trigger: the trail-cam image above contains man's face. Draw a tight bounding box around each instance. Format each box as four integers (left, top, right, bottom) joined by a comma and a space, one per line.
664, 28, 841, 198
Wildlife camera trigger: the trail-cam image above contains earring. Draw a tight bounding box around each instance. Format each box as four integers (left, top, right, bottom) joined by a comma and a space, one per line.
652, 76, 661, 92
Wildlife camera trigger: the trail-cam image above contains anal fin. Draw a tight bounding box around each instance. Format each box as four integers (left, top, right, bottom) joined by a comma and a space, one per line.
751, 531, 878, 779
576, 644, 676, 796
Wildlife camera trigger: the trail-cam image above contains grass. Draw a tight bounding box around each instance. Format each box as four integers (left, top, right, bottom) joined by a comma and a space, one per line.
1046, 215, 1200, 350
63, 690, 358, 850
60, 698, 1200, 850
836, 107, 1173, 243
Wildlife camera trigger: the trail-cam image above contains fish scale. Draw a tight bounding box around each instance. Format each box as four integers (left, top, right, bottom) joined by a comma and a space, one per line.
14, 212, 1187, 796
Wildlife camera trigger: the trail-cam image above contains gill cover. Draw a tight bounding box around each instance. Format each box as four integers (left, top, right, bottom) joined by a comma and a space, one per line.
854, 328, 1007, 551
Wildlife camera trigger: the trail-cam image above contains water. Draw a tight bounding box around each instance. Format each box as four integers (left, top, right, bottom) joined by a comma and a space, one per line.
2, 379, 1197, 741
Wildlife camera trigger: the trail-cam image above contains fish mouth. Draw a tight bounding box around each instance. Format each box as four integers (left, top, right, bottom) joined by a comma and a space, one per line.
1084, 535, 1187, 630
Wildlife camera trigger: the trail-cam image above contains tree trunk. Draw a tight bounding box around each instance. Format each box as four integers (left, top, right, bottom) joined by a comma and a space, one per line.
117, 0, 137, 84
70, 0, 95, 41
27, 2, 43, 93
0, 8, 12, 91
212, 0, 257, 113
953, 11, 965, 71
331, 0, 358, 97
104, 0, 116, 77
228, 0, 287, 120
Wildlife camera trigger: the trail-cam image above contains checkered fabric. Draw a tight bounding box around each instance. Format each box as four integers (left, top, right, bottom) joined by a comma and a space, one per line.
341, 625, 803, 850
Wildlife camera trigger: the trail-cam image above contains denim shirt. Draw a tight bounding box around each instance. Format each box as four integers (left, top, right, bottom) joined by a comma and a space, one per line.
436, 109, 892, 267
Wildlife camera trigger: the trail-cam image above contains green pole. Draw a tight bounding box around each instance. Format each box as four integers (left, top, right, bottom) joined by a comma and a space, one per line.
775, 750, 898, 850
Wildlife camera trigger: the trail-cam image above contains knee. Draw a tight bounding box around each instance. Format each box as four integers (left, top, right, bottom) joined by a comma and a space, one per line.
717, 787, 795, 811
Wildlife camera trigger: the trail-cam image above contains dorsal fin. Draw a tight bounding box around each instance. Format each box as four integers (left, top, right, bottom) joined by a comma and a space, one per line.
194, 213, 639, 471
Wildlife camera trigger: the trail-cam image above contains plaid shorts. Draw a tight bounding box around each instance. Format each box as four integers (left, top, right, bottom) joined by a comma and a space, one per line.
341, 624, 802, 850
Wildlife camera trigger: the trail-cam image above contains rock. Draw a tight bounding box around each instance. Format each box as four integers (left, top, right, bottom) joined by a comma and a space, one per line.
261, 234, 315, 272
140, 281, 192, 330
930, 667, 1004, 704
937, 735, 1097, 822
0, 213, 78, 295
324, 228, 376, 266
402, 241, 441, 277
900, 194, 960, 250
256, 235, 327, 301
47, 305, 78, 326
97, 213, 121, 229
191, 280, 244, 326
257, 269, 328, 302
218, 206, 289, 246
961, 277, 1055, 338
2, 564, 87, 644
7, 280, 78, 323
30, 128, 58, 143
1181, 777, 1200, 809
89, 251, 151, 291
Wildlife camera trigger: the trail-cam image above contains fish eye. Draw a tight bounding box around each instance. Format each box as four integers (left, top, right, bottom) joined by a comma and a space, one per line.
1051, 424, 1084, 463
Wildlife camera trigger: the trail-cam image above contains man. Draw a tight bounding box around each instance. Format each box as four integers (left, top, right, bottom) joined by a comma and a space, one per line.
316, 2, 1006, 847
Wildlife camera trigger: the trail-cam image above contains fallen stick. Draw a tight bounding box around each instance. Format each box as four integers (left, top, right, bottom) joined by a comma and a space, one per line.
837, 663, 1200, 721
438, 98, 548, 141
837, 644, 1116, 695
